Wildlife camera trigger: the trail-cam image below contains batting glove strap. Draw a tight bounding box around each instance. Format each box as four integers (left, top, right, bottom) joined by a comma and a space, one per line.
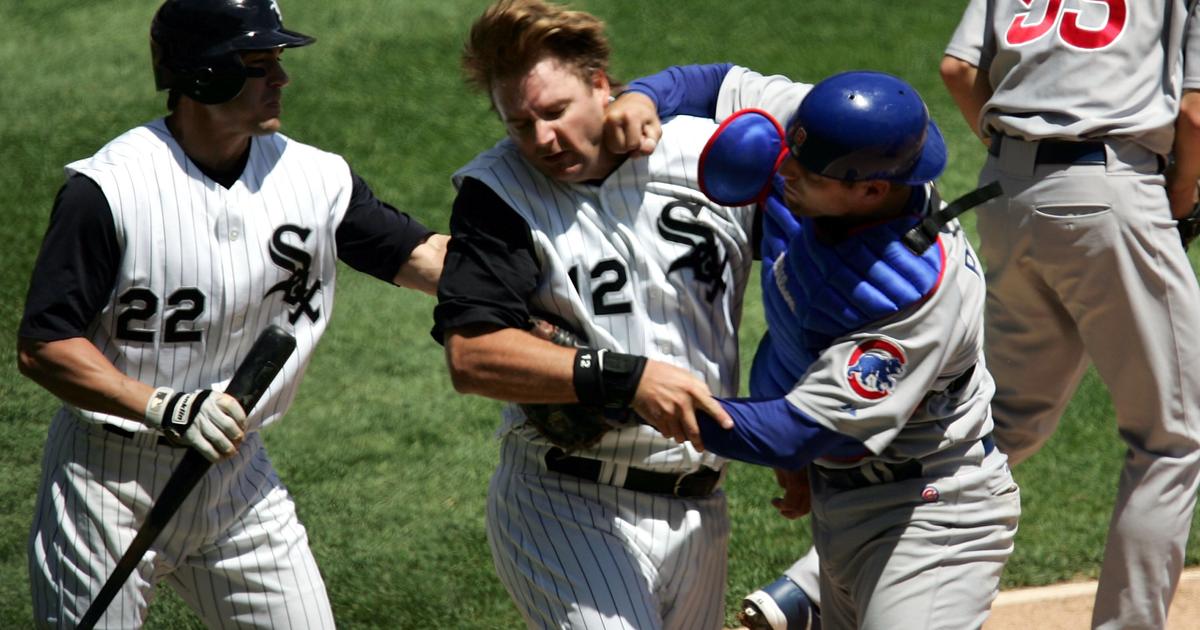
144, 387, 212, 440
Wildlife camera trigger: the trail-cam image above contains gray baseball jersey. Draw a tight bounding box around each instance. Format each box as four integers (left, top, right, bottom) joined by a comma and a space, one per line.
450, 114, 756, 629
946, 2, 1200, 628
783, 207, 1018, 630
946, 0, 1200, 155
27, 118, 363, 628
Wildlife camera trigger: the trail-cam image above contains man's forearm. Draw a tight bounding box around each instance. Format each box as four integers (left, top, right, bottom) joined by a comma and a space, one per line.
625, 63, 734, 119
1169, 90, 1200, 218
444, 326, 579, 403
17, 336, 154, 421
393, 233, 449, 295
940, 55, 992, 144
696, 397, 865, 470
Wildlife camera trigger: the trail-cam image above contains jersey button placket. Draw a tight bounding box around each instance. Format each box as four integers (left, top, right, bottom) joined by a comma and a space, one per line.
218, 190, 245, 335
597, 182, 647, 352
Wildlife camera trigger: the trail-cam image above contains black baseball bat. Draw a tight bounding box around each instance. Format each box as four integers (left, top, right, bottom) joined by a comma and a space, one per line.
77, 325, 297, 629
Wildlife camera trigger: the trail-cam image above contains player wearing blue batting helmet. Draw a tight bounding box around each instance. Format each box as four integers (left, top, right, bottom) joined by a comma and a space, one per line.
696, 70, 950, 228
619, 61, 1014, 630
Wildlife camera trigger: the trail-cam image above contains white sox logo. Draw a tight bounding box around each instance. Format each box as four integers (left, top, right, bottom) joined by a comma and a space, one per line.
266, 224, 321, 324
658, 201, 727, 302
269, 0, 283, 21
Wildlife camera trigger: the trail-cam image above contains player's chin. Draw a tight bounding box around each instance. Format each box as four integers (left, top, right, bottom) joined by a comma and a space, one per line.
539, 161, 586, 181
255, 117, 283, 135
533, 152, 584, 178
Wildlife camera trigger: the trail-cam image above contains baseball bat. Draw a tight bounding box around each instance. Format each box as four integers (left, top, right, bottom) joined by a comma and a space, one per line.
77, 325, 297, 629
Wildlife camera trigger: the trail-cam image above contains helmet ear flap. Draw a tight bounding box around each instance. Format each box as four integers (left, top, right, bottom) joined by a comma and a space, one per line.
151, 38, 250, 105
184, 66, 249, 105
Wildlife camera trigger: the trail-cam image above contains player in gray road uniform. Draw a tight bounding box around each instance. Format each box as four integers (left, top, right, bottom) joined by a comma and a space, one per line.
611, 66, 1021, 629
17, 1, 446, 627
436, 1, 762, 628
942, 2, 1200, 628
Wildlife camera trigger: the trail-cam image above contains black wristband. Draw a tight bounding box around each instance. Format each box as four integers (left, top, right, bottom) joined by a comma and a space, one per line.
573, 348, 605, 406
599, 352, 648, 409
574, 348, 649, 409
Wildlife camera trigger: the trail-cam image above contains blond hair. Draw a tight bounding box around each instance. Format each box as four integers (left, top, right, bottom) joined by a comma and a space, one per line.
462, 0, 612, 94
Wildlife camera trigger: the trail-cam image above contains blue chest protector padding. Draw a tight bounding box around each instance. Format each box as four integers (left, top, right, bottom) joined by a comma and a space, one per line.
749, 186, 945, 398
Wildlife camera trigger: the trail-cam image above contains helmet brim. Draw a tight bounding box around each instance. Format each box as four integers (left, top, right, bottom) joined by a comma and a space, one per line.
899, 120, 947, 185
230, 27, 316, 51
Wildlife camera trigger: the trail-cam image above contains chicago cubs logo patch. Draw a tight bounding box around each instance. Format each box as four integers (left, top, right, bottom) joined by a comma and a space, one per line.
845, 339, 907, 400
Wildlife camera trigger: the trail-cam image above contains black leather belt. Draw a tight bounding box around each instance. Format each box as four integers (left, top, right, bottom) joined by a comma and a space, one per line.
816, 435, 995, 491
988, 135, 1106, 165
544, 448, 721, 498
102, 423, 185, 448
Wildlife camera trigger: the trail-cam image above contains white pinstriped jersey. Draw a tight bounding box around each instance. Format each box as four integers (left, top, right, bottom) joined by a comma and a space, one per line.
65, 118, 351, 433
453, 115, 757, 473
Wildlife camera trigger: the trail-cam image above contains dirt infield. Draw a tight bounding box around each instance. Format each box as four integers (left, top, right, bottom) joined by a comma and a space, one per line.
984, 568, 1200, 629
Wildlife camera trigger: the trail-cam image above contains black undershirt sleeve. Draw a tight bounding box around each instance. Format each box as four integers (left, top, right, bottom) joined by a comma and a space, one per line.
431, 177, 541, 345
336, 170, 435, 282
19, 175, 121, 341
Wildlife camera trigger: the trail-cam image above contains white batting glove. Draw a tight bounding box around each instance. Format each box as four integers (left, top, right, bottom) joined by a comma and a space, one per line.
144, 387, 247, 462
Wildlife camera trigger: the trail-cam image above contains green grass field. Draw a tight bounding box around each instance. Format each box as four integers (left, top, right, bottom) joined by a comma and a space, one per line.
3, 1, 1199, 627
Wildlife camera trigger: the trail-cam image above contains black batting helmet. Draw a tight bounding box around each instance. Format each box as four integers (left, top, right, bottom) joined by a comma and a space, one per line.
151, 0, 315, 105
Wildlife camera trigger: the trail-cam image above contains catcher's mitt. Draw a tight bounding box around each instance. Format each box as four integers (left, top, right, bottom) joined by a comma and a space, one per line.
1180, 202, 1200, 250
521, 317, 633, 452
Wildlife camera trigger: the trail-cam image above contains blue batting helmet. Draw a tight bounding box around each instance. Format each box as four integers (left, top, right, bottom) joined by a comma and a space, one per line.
786, 71, 946, 185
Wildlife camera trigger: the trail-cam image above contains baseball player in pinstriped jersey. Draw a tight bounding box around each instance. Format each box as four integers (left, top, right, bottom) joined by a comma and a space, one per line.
434, 1, 754, 627
942, 2, 1200, 627
17, 1, 446, 627
612, 64, 1022, 629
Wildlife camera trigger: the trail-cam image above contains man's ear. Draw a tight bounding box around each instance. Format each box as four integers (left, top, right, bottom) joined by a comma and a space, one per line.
592, 70, 611, 94
860, 179, 892, 202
